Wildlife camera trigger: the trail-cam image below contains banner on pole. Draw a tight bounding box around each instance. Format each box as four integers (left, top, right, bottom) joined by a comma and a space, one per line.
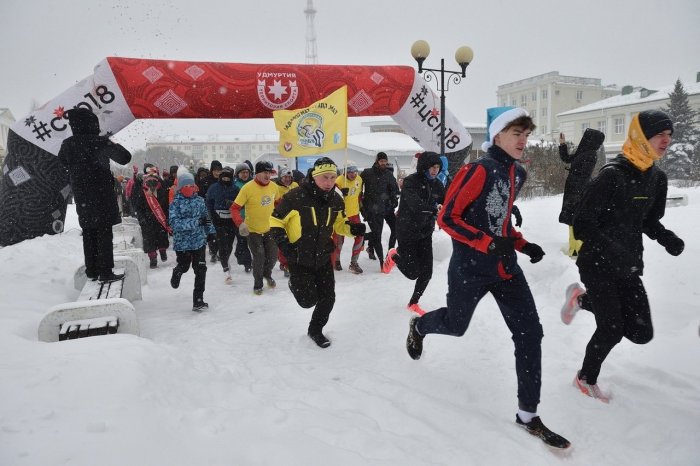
273, 86, 347, 158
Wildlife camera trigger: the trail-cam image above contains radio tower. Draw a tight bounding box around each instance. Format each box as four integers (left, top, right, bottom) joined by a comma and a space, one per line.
304, 0, 318, 64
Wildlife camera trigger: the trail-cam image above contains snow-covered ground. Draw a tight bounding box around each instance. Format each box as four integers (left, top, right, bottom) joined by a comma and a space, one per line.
1, 190, 699, 465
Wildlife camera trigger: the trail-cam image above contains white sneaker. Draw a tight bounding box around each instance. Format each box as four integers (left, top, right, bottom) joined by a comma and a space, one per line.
573, 371, 610, 403
224, 271, 233, 285
561, 283, 585, 325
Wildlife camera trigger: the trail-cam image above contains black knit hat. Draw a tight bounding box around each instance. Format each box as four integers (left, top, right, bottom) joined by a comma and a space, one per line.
210, 160, 223, 172
255, 161, 274, 174
638, 110, 674, 140
376, 151, 388, 161
143, 163, 155, 174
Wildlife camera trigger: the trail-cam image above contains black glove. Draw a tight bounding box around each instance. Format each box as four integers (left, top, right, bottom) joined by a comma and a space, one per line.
511, 205, 522, 227
198, 217, 211, 226
349, 222, 366, 236
341, 187, 349, 197
657, 232, 684, 256
487, 236, 515, 257
521, 242, 545, 263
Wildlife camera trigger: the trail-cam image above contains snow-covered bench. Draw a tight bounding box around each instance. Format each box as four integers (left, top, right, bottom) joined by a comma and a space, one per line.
38, 257, 143, 343
113, 221, 143, 249
73, 256, 142, 301
38, 298, 138, 343
666, 193, 688, 208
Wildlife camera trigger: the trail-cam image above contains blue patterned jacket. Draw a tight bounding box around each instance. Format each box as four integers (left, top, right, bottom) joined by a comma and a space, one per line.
169, 192, 214, 251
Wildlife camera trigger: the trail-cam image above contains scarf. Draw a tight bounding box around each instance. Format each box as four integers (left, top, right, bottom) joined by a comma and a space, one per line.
145, 193, 172, 234
622, 114, 661, 172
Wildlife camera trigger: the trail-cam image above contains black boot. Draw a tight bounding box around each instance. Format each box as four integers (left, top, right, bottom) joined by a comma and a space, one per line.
170, 268, 183, 289
160, 249, 167, 262
193, 293, 208, 312
150, 256, 158, 269
308, 329, 331, 348
98, 270, 125, 283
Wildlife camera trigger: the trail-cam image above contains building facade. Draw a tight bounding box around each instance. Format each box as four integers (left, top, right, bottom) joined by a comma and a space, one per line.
558, 80, 700, 157
0, 108, 16, 167
496, 71, 621, 141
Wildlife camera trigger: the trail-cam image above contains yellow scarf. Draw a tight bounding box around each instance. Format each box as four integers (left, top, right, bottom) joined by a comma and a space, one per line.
621, 114, 661, 171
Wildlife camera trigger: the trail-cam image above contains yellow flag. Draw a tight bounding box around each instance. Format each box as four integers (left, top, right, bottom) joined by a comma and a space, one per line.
273, 86, 348, 158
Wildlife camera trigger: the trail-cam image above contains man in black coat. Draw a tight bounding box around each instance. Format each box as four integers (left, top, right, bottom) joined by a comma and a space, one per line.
199, 160, 222, 261
558, 128, 605, 257
562, 110, 684, 402
383, 152, 445, 315
359, 152, 398, 268
57, 108, 132, 282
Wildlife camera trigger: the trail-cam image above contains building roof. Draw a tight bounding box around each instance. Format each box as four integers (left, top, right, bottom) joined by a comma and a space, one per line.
559, 81, 700, 116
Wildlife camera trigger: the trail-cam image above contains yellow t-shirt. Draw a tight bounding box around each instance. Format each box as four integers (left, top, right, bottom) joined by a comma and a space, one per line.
276, 181, 299, 198
233, 180, 279, 234
336, 174, 363, 217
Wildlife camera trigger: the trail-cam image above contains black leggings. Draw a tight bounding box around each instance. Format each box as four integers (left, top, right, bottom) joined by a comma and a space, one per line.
579, 271, 653, 384
396, 237, 433, 305
365, 212, 385, 262
288, 260, 335, 334
174, 246, 207, 303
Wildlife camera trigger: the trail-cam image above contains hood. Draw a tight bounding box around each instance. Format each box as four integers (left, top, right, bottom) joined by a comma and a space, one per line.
210, 160, 223, 172
416, 151, 443, 172
66, 108, 100, 135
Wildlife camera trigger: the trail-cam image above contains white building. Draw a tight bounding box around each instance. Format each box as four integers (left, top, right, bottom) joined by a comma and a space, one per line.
496, 71, 621, 142
0, 108, 16, 167
558, 80, 700, 157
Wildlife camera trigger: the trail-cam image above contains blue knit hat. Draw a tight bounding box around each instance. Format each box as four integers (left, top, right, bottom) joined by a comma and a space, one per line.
177, 166, 195, 190
482, 106, 529, 152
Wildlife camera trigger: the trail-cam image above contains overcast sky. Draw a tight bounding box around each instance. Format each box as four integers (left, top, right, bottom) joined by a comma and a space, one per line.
2, 0, 699, 152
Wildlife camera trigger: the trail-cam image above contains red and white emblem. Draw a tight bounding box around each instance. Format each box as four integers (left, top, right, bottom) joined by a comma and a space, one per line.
257, 75, 299, 110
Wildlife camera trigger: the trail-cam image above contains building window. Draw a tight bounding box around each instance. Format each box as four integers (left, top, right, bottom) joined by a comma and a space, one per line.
211, 145, 216, 151
521, 95, 527, 105
184, 146, 191, 151
531, 92, 537, 102
614, 118, 624, 134
541, 90, 548, 99
582, 123, 590, 133
576, 90, 583, 100
511, 99, 516, 106
220, 145, 224, 150
541, 125, 547, 135
226, 145, 233, 150
502, 99, 507, 106
542, 108, 547, 117
598, 120, 607, 134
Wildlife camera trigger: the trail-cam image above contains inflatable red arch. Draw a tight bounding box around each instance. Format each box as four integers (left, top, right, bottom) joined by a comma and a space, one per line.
0, 57, 471, 246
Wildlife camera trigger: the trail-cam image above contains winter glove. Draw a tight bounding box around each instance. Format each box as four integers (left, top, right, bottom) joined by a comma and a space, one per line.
238, 222, 250, 237
511, 205, 523, 227
340, 187, 350, 197
521, 242, 545, 263
487, 236, 516, 257
657, 232, 684, 256
198, 217, 211, 227
349, 222, 366, 237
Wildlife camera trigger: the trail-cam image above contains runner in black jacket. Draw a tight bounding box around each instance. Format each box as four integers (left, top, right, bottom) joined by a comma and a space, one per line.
383, 152, 445, 315
359, 152, 398, 268
270, 158, 365, 348
561, 110, 685, 403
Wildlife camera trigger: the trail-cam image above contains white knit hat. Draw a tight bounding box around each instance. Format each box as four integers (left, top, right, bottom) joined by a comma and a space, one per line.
481, 107, 529, 152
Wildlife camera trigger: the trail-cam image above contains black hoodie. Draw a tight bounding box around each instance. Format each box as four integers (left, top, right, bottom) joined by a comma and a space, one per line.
395, 152, 446, 243
57, 108, 131, 229
558, 128, 605, 225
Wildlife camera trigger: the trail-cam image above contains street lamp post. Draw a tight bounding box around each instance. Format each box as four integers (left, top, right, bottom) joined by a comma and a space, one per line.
411, 40, 473, 168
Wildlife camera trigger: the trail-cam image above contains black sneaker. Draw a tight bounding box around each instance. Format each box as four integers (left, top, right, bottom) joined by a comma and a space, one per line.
265, 276, 276, 289
406, 316, 424, 360
367, 248, 377, 260
210, 254, 218, 263
192, 301, 209, 312
170, 269, 182, 289
98, 271, 125, 283
334, 261, 342, 271
308, 331, 331, 348
150, 256, 158, 269
515, 415, 571, 450
160, 249, 167, 262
